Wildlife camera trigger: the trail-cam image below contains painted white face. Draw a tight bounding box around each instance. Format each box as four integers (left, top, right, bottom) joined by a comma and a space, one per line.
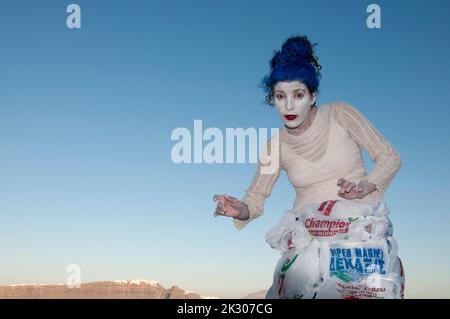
273, 81, 317, 129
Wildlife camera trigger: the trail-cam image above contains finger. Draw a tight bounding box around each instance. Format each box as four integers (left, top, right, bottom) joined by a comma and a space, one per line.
338, 190, 348, 198
224, 195, 240, 206
357, 182, 364, 192
214, 203, 227, 216
339, 181, 349, 193
339, 191, 355, 200
218, 201, 226, 210
214, 206, 222, 216
214, 209, 226, 217
213, 194, 226, 202
224, 195, 234, 202
346, 182, 356, 193
337, 178, 345, 186
214, 201, 224, 214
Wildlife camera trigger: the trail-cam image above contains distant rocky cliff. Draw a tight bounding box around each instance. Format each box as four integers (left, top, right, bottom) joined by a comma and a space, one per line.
0, 280, 205, 299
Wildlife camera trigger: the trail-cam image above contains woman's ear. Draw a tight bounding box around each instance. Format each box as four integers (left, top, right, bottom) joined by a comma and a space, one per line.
311, 92, 317, 106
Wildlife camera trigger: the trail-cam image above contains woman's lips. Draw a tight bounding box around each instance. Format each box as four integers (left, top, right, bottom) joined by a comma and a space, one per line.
284, 115, 298, 121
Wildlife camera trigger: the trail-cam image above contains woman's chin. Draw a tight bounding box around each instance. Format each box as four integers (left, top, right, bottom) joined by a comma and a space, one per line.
284, 122, 302, 129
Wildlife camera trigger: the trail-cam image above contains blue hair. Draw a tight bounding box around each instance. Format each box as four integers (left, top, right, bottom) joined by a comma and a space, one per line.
261, 35, 322, 106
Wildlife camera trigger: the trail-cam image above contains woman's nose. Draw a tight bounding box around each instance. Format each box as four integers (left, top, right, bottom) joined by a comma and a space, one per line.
285, 97, 294, 111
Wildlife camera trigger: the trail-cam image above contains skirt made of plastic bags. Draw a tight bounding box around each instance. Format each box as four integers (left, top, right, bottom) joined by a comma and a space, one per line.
265, 199, 405, 299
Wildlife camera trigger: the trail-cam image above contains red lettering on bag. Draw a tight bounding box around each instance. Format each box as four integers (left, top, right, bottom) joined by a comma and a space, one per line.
324, 200, 337, 216
304, 217, 351, 237
318, 201, 328, 213
277, 274, 285, 297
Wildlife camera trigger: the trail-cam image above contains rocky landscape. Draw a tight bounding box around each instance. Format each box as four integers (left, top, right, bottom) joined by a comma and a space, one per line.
0, 280, 267, 299
0, 280, 206, 299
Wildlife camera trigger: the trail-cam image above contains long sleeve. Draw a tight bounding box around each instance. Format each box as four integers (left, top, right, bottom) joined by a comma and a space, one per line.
332, 102, 401, 198
233, 135, 282, 230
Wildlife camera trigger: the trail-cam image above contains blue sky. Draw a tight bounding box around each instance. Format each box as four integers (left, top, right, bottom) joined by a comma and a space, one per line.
0, 0, 449, 298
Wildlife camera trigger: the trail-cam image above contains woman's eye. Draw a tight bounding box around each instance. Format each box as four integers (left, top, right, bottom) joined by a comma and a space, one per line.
296, 93, 303, 99
276, 95, 284, 100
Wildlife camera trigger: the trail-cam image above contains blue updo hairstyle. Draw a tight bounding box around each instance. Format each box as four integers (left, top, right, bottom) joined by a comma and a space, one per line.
261, 35, 322, 106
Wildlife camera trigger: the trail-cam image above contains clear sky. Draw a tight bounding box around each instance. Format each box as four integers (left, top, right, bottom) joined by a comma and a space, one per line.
0, 0, 449, 298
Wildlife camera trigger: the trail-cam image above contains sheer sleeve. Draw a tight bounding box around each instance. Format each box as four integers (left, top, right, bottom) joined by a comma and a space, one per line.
332, 102, 401, 198
233, 135, 282, 230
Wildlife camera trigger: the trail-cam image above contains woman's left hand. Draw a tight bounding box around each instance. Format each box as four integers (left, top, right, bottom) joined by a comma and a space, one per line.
337, 178, 377, 200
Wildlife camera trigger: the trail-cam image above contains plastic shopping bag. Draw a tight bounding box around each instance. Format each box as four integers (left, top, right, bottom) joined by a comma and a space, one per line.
265, 200, 404, 299
267, 241, 322, 299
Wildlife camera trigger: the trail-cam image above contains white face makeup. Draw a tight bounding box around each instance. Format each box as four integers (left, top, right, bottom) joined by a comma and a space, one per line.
273, 81, 317, 129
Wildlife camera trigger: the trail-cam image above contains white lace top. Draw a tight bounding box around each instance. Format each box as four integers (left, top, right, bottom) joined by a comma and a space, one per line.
234, 102, 401, 230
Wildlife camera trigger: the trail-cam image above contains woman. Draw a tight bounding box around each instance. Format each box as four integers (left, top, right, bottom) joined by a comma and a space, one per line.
212, 35, 402, 298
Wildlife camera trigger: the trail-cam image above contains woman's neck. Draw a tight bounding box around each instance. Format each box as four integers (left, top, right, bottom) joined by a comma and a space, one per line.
285, 107, 318, 136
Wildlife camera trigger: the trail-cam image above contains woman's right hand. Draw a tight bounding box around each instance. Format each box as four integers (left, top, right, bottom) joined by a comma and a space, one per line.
213, 194, 250, 220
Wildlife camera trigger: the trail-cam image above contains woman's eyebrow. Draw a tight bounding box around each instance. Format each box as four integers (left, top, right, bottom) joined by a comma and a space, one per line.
275, 88, 305, 94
